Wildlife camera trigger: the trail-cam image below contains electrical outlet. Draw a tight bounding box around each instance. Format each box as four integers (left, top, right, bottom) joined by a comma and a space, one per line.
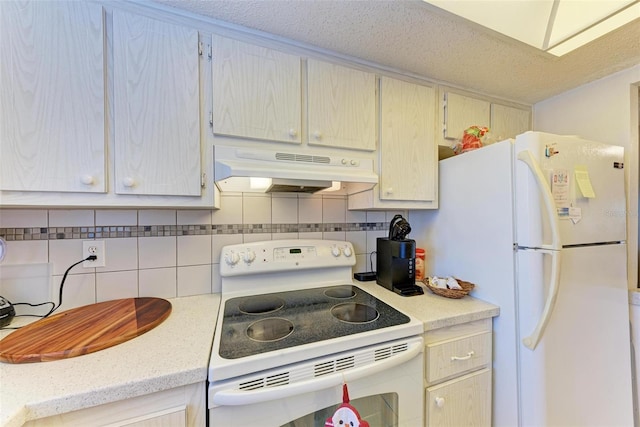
83, 240, 106, 268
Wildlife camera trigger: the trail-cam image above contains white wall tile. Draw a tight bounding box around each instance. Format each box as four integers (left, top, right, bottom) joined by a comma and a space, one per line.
212, 195, 242, 225
273, 232, 299, 240
299, 231, 322, 240
49, 239, 86, 275
323, 231, 346, 241
53, 273, 95, 311
211, 264, 221, 293
96, 270, 138, 302
243, 233, 272, 243
212, 234, 243, 264
3, 241, 48, 264
0, 209, 48, 228
354, 254, 371, 273
243, 194, 271, 224
177, 210, 212, 225
346, 209, 366, 223
139, 210, 176, 226
367, 230, 386, 254
346, 231, 367, 254
177, 235, 211, 266
96, 238, 137, 273
139, 267, 176, 298
48, 210, 94, 227
96, 210, 137, 226
177, 265, 211, 297
138, 237, 176, 269
272, 195, 298, 223
323, 198, 346, 223
298, 196, 322, 223
366, 211, 386, 223
0, 263, 52, 313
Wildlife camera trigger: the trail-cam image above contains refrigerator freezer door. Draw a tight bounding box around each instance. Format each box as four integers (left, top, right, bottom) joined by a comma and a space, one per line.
514, 131, 626, 247
516, 243, 633, 426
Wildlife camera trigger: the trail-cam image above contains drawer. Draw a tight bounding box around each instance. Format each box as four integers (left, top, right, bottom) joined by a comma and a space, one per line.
425, 331, 491, 384
425, 368, 492, 427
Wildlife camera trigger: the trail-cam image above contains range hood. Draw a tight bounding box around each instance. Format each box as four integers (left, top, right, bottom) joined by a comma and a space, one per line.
214, 146, 378, 194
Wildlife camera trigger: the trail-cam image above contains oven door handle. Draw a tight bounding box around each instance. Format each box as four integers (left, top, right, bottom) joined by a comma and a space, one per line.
211, 339, 423, 406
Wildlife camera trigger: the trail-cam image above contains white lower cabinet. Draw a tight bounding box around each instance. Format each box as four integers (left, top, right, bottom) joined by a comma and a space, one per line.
423, 319, 492, 427
23, 383, 205, 427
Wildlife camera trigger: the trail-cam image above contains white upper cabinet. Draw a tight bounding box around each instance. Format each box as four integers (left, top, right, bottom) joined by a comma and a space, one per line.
441, 90, 531, 145
112, 9, 201, 196
348, 77, 437, 210
379, 77, 436, 203
490, 103, 531, 141
443, 92, 490, 141
307, 59, 376, 151
0, 1, 105, 193
211, 34, 302, 143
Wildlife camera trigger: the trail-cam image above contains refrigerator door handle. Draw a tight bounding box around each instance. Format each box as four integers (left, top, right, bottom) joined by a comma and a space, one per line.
517, 150, 562, 251
522, 249, 562, 350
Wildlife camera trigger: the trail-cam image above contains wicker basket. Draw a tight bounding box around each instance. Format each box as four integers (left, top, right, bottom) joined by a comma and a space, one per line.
423, 278, 475, 299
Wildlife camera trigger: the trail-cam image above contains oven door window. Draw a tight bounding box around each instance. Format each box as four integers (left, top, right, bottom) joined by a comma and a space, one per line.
282, 393, 398, 427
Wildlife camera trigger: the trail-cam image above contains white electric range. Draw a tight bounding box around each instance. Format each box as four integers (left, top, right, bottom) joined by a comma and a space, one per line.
208, 239, 424, 426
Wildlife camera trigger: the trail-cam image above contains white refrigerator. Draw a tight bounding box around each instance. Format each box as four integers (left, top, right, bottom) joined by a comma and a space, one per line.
412, 131, 633, 426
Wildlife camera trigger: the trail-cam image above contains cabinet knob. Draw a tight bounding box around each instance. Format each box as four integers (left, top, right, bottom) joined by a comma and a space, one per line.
386, 187, 393, 194
122, 177, 136, 188
80, 175, 94, 185
435, 397, 445, 408
312, 131, 322, 140
288, 128, 298, 137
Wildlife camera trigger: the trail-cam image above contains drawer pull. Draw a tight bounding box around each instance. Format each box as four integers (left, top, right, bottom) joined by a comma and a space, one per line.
451, 350, 474, 361
435, 397, 445, 408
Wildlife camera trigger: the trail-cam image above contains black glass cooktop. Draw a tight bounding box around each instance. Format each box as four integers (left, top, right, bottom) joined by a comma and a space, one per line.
218, 285, 410, 359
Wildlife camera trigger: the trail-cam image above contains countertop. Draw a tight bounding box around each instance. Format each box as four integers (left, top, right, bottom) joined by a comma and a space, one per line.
354, 280, 500, 331
0, 294, 220, 427
1, 283, 498, 427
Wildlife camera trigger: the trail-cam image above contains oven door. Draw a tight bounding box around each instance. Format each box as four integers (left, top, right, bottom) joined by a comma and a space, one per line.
208, 336, 423, 426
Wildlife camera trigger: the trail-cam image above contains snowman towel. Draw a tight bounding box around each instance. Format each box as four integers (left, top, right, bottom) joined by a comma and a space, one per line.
325, 383, 370, 427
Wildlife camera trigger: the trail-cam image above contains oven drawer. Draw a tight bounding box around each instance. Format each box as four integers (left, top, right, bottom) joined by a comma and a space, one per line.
425, 331, 491, 384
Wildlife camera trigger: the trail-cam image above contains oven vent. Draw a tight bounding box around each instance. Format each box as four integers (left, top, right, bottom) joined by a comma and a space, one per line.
238, 372, 290, 391
275, 152, 331, 164
314, 356, 355, 377
374, 343, 409, 361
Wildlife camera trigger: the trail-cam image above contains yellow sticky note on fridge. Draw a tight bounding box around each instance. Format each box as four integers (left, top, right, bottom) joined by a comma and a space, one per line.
575, 165, 596, 198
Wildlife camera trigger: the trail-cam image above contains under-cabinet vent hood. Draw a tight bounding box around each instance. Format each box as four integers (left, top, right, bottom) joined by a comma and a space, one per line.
214, 146, 378, 194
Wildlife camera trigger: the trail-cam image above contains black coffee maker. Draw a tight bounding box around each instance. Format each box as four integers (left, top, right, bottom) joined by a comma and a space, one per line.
376, 215, 424, 296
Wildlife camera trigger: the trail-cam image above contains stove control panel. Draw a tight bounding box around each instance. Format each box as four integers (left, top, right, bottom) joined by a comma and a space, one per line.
220, 239, 355, 276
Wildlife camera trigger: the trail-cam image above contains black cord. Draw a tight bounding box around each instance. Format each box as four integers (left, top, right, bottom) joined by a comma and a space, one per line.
0, 255, 97, 330
45, 255, 96, 317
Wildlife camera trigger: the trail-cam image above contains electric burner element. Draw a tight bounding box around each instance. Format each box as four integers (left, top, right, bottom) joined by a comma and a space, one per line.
331, 303, 379, 323
246, 318, 294, 342
324, 286, 356, 299
239, 296, 285, 315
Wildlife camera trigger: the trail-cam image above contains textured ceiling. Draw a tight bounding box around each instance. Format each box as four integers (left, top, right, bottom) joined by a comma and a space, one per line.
148, 0, 640, 105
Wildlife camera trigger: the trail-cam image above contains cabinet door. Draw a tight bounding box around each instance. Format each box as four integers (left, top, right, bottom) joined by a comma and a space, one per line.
212, 34, 301, 143
490, 103, 531, 141
426, 369, 492, 427
379, 77, 436, 202
307, 59, 376, 151
444, 92, 490, 140
0, 1, 105, 192
113, 10, 201, 196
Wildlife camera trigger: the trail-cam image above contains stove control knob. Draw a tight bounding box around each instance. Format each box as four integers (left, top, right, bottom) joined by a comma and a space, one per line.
343, 246, 353, 257
225, 251, 240, 266
242, 250, 256, 264
331, 245, 341, 257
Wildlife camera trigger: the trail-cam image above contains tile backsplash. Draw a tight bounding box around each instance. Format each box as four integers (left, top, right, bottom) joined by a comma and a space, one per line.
0, 193, 402, 312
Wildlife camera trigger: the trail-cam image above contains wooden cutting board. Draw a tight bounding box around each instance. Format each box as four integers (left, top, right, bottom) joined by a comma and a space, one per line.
0, 297, 171, 364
